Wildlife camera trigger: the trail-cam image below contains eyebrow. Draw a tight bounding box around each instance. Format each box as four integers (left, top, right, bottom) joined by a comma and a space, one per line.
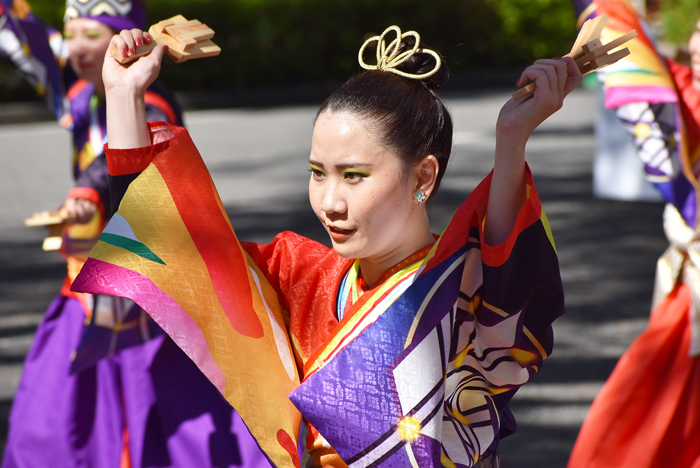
308, 159, 373, 170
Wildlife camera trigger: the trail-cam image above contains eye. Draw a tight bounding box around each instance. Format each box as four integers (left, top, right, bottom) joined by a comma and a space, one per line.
343, 171, 368, 183
63, 31, 74, 40
309, 167, 326, 180
86, 31, 104, 39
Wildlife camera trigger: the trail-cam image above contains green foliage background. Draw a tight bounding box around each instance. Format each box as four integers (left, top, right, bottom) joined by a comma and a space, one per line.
3, 0, 699, 102
660, 0, 700, 46
3, 0, 578, 98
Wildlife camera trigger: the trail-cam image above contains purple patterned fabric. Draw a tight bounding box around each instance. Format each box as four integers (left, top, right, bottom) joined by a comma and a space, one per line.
2, 295, 272, 467
290, 254, 465, 466
290, 172, 564, 467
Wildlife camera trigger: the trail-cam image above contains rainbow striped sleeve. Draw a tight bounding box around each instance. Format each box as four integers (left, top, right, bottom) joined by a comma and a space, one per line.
73, 122, 303, 468
573, 0, 677, 108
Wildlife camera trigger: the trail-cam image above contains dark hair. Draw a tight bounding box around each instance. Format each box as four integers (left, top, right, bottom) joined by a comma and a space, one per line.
317, 36, 453, 199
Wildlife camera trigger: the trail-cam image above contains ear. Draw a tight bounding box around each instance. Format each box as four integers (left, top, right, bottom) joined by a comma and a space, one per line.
414, 155, 439, 199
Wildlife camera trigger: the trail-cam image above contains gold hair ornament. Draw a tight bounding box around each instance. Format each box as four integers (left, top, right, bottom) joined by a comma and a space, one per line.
358, 25, 441, 80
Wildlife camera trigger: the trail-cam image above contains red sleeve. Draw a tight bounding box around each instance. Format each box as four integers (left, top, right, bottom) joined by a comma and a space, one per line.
242, 232, 353, 367
104, 122, 183, 176
242, 232, 325, 309
477, 165, 545, 267
425, 164, 543, 271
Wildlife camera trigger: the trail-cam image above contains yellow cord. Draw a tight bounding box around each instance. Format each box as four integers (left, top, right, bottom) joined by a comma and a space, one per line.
358, 25, 441, 80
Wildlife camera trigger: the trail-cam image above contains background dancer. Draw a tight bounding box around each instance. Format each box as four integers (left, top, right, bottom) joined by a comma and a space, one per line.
568, 0, 700, 466
0, 1, 269, 466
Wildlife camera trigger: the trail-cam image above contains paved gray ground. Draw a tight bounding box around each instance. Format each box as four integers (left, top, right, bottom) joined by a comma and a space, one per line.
0, 87, 667, 466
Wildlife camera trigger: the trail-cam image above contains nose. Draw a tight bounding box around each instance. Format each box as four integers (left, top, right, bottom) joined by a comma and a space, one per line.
319, 180, 347, 217
68, 37, 87, 58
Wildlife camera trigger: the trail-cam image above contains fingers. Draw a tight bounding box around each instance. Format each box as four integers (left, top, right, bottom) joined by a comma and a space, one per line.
119, 29, 137, 57
516, 67, 554, 103
109, 33, 128, 60
525, 59, 568, 95
537, 61, 559, 95
500, 57, 580, 142
60, 198, 78, 222
553, 59, 567, 96
110, 29, 151, 60
149, 44, 168, 67
517, 58, 577, 109
74, 199, 87, 221
64, 198, 98, 224
132, 29, 147, 49
516, 70, 528, 88
561, 56, 583, 96
518, 66, 551, 96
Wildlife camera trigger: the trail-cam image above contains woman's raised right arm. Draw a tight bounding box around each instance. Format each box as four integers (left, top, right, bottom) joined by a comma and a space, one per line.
103, 29, 168, 149
485, 57, 581, 246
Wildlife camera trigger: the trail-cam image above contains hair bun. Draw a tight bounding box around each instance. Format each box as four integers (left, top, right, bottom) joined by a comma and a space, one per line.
395, 37, 449, 91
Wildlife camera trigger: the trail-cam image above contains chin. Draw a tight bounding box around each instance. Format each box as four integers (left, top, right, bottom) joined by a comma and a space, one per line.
330, 244, 356, 259
329, 239, 363, 260
83, 72, 101, 85
74, 66, 99, 84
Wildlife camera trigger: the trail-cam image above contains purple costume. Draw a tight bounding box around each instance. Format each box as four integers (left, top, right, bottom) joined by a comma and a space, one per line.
0, 1, 271, 466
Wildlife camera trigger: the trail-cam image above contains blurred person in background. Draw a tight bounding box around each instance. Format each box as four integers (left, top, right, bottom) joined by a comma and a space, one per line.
0, 0, 270, 466
588, 0, 664, 201
568, 0, 700, 466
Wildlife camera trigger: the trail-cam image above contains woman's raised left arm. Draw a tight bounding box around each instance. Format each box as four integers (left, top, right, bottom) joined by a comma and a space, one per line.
484, 57, 581, 245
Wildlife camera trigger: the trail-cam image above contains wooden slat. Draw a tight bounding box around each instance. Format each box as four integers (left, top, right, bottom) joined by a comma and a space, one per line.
25, 210, 67, 226
108, 15, 221, 65
596, 30, 638, 55
109, 41, 157, 65
512, 14, 636, 100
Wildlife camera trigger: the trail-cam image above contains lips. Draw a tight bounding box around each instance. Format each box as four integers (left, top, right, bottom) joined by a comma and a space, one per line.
327, 225, 355, 240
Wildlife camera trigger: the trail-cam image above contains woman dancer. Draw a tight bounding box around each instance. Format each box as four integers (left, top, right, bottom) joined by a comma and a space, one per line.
568, 1, 700, 466
87, 26, 580, 467
0, 1, 269, 466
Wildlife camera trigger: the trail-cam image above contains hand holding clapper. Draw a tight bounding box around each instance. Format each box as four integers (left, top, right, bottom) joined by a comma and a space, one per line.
109, 15, 221, 64
513, 15, 637, 99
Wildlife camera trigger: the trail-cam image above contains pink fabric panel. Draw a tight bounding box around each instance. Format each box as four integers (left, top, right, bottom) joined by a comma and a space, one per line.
606, 86, 678, 109
72, 258, 227, 392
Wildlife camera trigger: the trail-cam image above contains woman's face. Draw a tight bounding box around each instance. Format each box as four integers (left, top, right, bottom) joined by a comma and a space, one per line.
689, 19, 700, 90
64, 18, 113, 85
309, 111, 424, 265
